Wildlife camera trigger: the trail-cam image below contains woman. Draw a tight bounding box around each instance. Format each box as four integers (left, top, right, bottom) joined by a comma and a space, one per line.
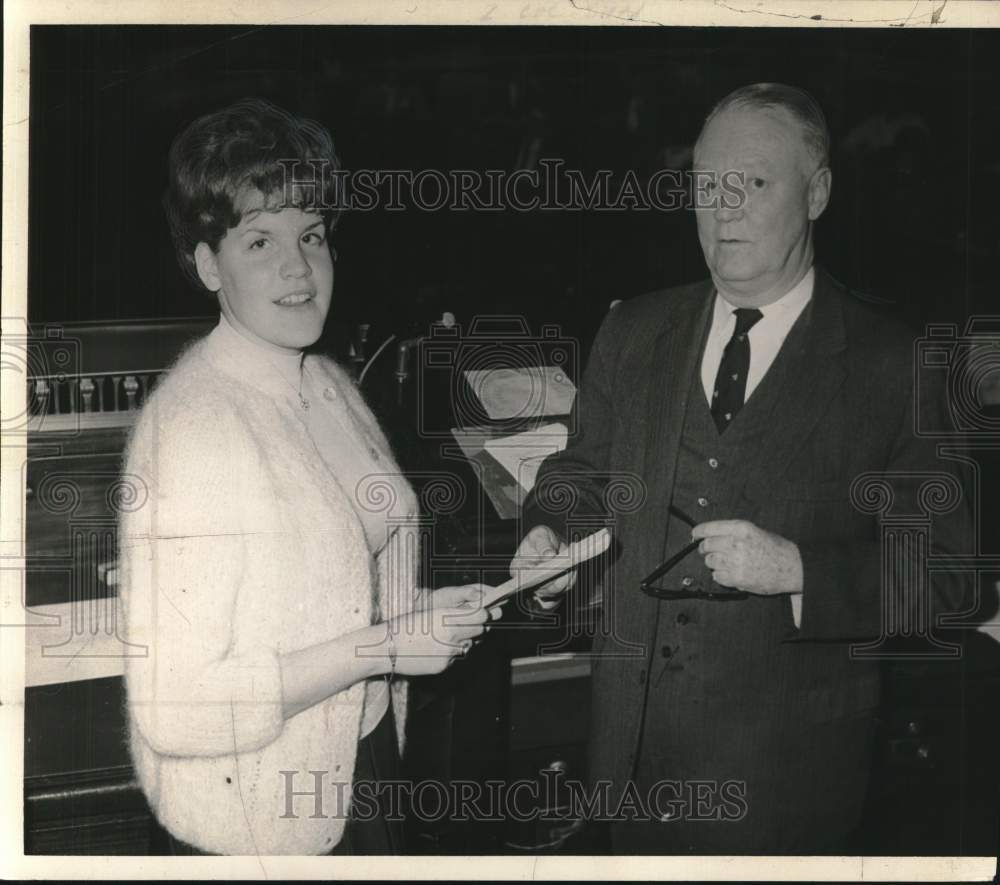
119, 98, 493, 856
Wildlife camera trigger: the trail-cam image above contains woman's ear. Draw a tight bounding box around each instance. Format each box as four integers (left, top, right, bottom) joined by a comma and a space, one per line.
194, 242, 221, 292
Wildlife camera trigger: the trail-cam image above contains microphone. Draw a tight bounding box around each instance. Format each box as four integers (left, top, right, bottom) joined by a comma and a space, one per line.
350, 323, 371, 370
395, 337, 422, 381
395, 312, 456, 404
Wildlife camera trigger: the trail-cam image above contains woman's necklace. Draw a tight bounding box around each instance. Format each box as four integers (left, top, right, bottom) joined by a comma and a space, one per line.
294, 361, 310, 411
268, 354, 310, 410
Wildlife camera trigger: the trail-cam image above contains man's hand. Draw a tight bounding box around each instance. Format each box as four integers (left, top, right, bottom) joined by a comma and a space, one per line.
691, 520, 803, 596
510, 525, 577, 608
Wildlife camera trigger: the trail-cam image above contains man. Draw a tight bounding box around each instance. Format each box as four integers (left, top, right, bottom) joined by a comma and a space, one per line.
512, 83, 971, 854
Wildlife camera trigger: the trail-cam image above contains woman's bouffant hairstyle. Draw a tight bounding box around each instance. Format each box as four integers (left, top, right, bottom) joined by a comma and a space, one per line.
164, 98, 342, 290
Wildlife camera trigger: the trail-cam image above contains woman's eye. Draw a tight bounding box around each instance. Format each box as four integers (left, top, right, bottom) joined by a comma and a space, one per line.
302, 231, 326, 246
248, 238, 268, 250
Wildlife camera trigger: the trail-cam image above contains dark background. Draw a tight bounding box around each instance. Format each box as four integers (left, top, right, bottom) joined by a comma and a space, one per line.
28, 25, 999, 345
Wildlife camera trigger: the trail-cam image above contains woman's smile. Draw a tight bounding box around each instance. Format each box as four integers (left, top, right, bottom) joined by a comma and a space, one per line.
275, 290, 316, 307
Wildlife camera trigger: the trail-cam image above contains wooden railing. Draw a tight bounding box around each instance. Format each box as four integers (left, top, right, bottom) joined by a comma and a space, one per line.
27, 369, 165, 432
23, 317, 216, 434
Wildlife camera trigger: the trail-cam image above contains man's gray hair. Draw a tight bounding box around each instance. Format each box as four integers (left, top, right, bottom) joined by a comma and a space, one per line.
702, 83, 831, 171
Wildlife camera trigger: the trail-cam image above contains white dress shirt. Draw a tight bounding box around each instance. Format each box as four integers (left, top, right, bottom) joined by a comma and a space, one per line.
699, 267, 814, 408
698, 268, 814, 627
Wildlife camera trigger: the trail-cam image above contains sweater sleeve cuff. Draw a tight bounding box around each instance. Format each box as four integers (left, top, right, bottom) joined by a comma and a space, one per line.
212, 644, 286, 754
130, 643, 285, 757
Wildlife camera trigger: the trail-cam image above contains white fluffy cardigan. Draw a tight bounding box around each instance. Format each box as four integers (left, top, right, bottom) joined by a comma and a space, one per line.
119, 322, 420, 856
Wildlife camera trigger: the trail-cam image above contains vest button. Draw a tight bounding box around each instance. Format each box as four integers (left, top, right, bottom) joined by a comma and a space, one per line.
661, 646, 673, 659
697, 497, 709, 508
681, 576, 693, 587
676, 613, 689, 626
708, 457, 719, 469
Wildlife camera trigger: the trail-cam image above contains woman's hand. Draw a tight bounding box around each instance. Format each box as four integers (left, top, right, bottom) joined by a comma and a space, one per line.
280, 583, 503, 719
414, 583, 502, 615
389, 582, 500, 676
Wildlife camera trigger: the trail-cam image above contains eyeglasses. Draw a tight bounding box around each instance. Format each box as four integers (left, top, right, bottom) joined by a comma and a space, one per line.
639, 505, 748, 601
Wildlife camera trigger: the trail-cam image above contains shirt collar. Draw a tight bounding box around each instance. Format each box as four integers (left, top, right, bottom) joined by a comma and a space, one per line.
713, 266, 815, 324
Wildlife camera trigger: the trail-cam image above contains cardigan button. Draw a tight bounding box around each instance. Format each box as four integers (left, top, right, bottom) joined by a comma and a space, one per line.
324, 387, 337, 401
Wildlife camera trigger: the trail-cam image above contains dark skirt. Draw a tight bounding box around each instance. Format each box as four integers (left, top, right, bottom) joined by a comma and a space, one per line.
329, 705, 404, 855
161, 706, 403, 856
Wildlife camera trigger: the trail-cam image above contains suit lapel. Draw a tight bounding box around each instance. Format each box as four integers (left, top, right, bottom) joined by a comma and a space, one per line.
640, 282, 715, 565
734, 269, 849, 509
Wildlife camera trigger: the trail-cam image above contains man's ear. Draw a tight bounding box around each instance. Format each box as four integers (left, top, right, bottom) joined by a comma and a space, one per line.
194, 242, 221, 292
807, 166, 832, 221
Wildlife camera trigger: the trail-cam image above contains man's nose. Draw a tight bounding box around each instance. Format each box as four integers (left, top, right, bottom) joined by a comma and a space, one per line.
713, 199, 743, 223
